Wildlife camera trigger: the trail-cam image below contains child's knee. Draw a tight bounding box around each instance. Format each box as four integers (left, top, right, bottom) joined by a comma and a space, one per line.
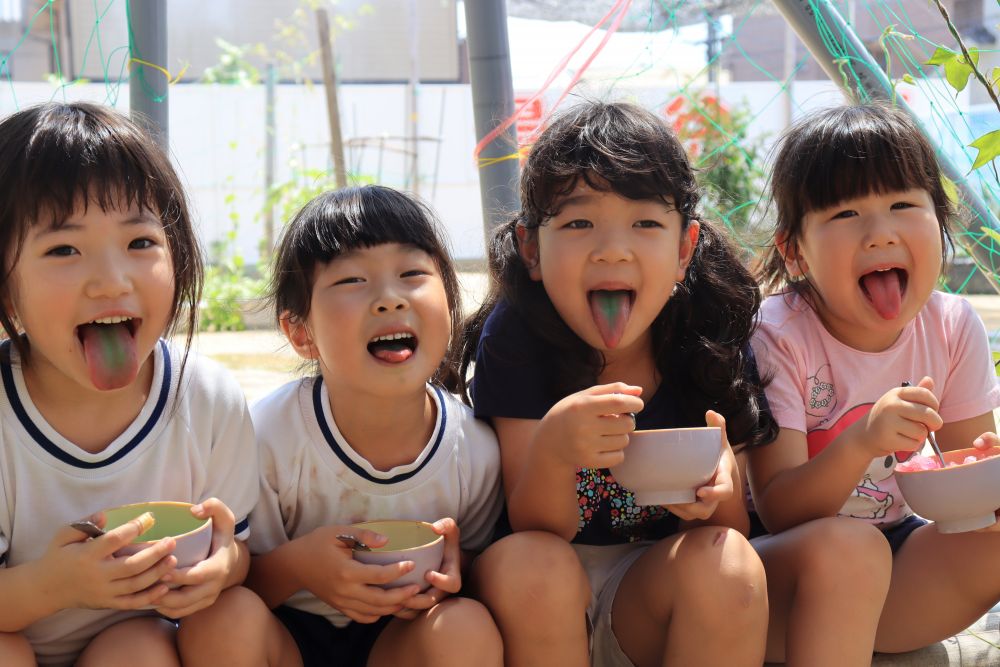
179, 586, 271, 639
473, 531, 589, 614
429, 598, 502, 651
0, 632, 35, 667
796, 518, 891, 594
672, 527, 767, 620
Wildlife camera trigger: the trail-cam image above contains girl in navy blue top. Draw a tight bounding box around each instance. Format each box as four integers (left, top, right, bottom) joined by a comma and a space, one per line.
461, 101, 776, 667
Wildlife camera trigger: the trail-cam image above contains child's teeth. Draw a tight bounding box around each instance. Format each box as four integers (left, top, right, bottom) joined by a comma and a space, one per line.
370, 333, 413, 343
90, 316, 132, 325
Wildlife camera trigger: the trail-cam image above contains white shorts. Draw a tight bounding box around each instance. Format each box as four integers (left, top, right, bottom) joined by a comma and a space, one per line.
572, 542, 651, 667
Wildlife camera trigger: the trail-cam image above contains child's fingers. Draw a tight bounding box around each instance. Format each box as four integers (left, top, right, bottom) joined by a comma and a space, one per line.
96, 513, 160, 557
338, 529, 389, 551
899, 384, 940, 412
588, 382, 643, 397
192, 498, 234, 533
587, 392, 644, 418
108, 581, 172, 610
51, 523, 94, 547
111, 553, 177, 595
424, 569, 461, 594
973, 432, 1000, 450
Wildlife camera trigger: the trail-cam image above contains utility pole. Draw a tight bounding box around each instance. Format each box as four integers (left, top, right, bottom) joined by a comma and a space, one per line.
465, 0, 519, 237
263, 63, 277, 255
316, 7, 348, 189
128, 0, 168, 149
407, 0, 420, 194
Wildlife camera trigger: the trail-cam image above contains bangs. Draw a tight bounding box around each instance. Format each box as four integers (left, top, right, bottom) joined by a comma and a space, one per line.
293, 186, 443, 262
10, 104, 177, 230
523, 101, 698, 224
783, 105, 940, 215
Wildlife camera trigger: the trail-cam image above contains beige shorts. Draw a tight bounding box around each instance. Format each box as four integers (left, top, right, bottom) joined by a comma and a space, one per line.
572, 542, 652, 667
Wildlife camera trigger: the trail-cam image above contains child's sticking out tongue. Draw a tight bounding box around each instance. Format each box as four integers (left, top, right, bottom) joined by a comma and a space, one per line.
79, 322, 139, 390
589, 290, 632, 348
860, 270, 902, 320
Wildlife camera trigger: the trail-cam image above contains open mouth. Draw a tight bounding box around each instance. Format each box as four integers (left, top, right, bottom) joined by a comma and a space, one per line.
588, 289, 635, 349
859, 268, 908, 320
367, 332, 418, 363
75, 316, 141, 390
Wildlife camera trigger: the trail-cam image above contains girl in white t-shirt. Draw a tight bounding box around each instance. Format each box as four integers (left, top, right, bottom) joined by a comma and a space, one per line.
245, 185, 503, 667
750, 102, 1000, 664
0, 102, 274, 666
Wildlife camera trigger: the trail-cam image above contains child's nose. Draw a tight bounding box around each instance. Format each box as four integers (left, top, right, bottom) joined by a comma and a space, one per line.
865, 214, 899, 248
590, 233, 634, 263
85, 258, 132, 298
371, 288, 409, 314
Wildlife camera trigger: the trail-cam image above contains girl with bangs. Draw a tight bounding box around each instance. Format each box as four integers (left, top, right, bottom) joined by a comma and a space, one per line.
461, 101, 775, 666
0, 102, 274, 666
749, 103, 1000, 664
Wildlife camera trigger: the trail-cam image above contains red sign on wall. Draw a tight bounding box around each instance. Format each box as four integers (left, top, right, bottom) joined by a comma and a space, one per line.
515, 96, 545, 146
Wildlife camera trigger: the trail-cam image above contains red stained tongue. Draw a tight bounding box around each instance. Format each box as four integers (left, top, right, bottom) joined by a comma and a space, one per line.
589, 290, 632, 348
79, 323, 139, 390
371, 343, 414, 364
861, 270, 902, 320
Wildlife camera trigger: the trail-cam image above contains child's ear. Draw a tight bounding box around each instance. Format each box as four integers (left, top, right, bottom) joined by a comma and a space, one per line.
279, 313, 318, 360
777, 235, 808, 279
514, 223, 542, 281
675, 221, 700, 281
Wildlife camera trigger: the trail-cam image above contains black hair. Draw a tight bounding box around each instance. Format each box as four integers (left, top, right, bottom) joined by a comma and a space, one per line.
460, 101, 777, 448
758, 102, 953, 295
0, 101, 202, 363
268, 184, 464, 391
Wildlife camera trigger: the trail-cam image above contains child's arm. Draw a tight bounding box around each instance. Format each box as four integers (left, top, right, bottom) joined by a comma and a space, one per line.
750, 378, 940, 533
0, 519, 176, 631
246, 525, 421, 624
497, 383, 644, 541
936, 412, 997, 452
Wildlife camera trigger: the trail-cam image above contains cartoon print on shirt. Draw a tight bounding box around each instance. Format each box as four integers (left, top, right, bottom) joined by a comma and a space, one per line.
807, 404, 916, 521
806, 364, 837, 421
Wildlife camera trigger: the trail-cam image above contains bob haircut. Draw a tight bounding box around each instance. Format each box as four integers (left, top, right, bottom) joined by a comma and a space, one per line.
0, 101, 202, 362
758, 102, 953, 295
268, 184, 464, 390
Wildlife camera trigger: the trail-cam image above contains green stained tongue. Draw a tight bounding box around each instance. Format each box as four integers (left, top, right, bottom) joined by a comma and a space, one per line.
79, 323, 139, 390
589, 290, 632, 349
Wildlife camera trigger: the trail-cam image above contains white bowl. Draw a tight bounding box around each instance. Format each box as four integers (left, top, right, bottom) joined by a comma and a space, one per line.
611, 427, 723, 505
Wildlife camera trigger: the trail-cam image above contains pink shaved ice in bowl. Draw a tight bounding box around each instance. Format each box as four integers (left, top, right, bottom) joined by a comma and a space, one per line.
894, 446, 1000, 533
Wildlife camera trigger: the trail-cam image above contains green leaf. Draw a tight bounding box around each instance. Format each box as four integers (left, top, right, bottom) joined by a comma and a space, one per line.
941, 176, 959, 205
981, 226, 1000, 246
901, 73, 916, 85
970, 129, 1000, 170
925, 46, 957, 66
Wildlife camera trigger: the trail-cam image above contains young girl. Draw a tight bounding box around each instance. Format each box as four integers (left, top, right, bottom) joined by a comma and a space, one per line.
461, 101, 774, 667
750, 102, 1000, 664
245, 185, 504, 667
0, 102, 272, 666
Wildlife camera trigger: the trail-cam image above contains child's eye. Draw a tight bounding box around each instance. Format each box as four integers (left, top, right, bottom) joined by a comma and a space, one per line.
890, 201, 915, 210
129, 237, 156, 250
401, 269, 429, 278
562, 219, 592, 229
333, 276, 364, 285
634, 219, 663, 229
45, 245, 77, 257
830, 209, 857, 220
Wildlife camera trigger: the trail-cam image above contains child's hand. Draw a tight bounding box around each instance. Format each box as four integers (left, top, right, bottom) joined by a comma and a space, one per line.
41, 513, 177, 611
393, 518, 462, 620
539, 382, 644, 469
154, 498, 240, 619
972, 432, 1000, 450
852, 376, 942, 458
667, 411, 734, 521
295, 526, 422, 624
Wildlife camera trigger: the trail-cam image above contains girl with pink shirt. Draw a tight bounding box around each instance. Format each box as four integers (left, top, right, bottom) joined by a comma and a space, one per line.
750, 102, 1000, 666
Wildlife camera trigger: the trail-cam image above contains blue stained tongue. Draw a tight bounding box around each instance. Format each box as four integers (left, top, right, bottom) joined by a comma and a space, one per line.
79, 323, 139, 390
589, 290, 632, 348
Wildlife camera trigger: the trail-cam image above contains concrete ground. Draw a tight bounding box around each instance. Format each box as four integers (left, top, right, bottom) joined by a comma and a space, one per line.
191, 282, 1000, 665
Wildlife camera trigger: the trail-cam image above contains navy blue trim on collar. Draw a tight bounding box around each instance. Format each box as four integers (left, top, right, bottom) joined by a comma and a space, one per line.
312, 376, 447, 484
235, 517, 249, 535
0, 340, 172, 469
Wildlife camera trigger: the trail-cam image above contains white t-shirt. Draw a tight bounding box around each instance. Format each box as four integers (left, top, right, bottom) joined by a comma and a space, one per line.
752, 291, 1000, 526
248, 377, 503, 628
0, 341, 259, 666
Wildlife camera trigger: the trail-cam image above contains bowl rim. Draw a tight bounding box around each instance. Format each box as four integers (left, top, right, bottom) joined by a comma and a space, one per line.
103, 500, 212, 544
629, 426, 723, 437
349, 519, 444, 552
894, 445, 1000, 476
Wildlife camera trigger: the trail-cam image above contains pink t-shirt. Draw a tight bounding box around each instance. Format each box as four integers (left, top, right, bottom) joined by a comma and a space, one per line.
751, 290, 1000, 527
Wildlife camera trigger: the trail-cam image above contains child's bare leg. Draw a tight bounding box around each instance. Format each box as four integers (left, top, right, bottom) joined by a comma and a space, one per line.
470, 531, 590, 667
177, 586, 301, 667
0, 632, 34, 666
754, 517, 891, 666
368, 597, 502, 667
612, 526, 767, 667
76, 616, 178, 667
875, 526, 1000, 653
